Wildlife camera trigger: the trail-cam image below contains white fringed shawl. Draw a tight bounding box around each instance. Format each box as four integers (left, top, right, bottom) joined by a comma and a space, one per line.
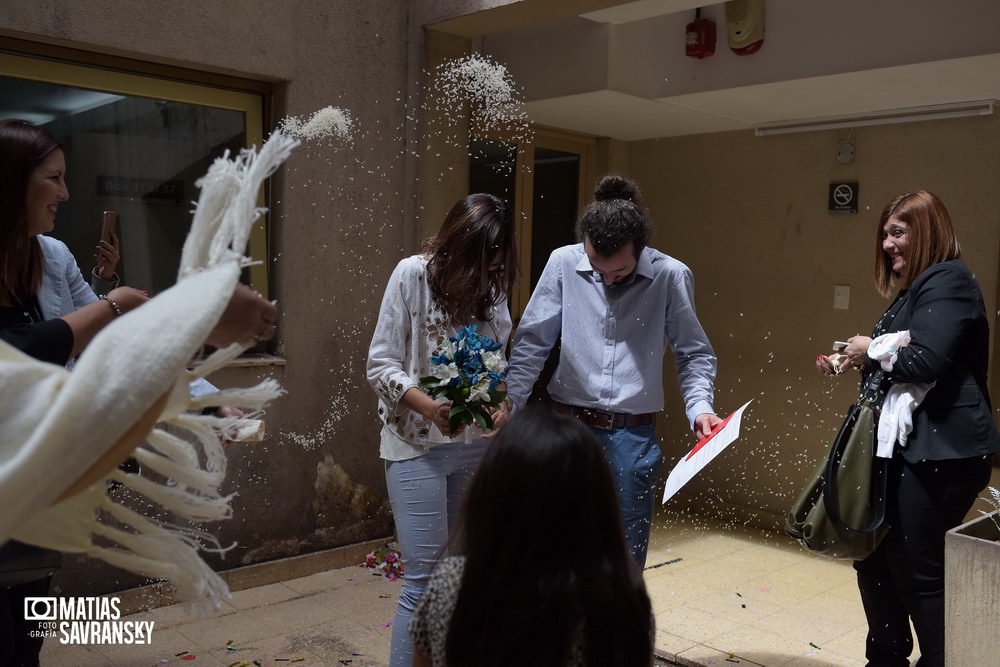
0, 130, 298, 608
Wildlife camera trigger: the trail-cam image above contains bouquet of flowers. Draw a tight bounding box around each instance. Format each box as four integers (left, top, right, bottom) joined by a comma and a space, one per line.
419, 325, 507, 434
365, 542, 404, 581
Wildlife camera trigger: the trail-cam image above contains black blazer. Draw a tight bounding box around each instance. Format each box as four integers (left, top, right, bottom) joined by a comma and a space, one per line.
869, 259, 1000, 463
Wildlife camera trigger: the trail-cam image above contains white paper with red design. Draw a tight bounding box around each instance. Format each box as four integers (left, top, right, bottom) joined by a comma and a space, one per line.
662, 399, 754, 504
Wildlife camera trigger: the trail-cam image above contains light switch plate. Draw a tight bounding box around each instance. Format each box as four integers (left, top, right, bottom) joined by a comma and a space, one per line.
834, 284, 850, 310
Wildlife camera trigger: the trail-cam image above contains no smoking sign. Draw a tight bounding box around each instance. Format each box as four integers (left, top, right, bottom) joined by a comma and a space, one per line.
829, 182, 858, 214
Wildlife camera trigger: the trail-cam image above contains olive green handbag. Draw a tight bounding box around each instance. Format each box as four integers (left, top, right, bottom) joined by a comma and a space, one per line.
785, 380, 889, 560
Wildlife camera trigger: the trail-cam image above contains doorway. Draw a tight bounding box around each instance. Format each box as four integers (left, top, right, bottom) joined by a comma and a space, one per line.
469, 127, 595, 317
470, 128, 595, 405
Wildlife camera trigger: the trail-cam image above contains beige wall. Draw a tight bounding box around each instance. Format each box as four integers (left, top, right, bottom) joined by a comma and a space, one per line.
628, 115, 1000, 524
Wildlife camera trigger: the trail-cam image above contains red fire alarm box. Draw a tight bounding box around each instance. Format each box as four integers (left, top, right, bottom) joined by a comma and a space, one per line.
686, 9, 716, 59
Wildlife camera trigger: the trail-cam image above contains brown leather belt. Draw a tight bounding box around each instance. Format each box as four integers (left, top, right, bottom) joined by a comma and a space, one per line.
552, 402, 656, 430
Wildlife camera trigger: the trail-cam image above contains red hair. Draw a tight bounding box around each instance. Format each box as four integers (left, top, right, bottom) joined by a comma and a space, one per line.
873, 190, 960, 298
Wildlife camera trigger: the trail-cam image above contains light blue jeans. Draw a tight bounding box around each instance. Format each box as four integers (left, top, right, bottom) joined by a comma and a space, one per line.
588, 424, 663, 569
383, 438, 489, 667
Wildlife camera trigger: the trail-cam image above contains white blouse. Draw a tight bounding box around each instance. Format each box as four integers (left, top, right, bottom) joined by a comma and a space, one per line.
366, 255, 511, 461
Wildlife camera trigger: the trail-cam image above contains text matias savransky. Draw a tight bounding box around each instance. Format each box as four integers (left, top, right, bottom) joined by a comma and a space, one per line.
24, 596, 155, 645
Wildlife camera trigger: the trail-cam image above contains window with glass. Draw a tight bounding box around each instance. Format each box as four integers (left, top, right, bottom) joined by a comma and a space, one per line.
0, 48, 267, 296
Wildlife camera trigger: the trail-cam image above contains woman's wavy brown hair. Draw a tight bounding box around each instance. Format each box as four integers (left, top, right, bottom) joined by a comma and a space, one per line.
874, 190, 961, 298
422, 193, 517, 324
0, 119, 62, 306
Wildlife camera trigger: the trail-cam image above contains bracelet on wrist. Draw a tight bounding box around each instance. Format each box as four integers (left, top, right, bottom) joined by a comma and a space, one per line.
100, 294, 123, 317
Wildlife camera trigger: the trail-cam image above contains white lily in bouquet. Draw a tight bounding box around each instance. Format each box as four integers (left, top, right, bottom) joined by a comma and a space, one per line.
419, 325, 507, 435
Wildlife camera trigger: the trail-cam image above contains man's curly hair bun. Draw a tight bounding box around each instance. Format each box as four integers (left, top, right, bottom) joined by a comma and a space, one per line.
577, 175, 652, 257
594, 175, 643, 207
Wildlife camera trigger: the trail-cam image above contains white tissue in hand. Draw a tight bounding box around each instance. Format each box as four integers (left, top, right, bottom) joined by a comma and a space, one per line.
867, 330, 911, 371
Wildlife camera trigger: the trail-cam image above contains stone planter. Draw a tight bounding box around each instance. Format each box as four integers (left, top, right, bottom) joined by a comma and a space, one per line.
945, 511, 1000, 664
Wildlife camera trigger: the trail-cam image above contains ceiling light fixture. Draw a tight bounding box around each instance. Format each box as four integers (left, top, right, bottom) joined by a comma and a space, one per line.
754, 99, 994, 136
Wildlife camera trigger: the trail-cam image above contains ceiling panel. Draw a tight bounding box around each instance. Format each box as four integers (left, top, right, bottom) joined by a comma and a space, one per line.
467, 0, 1000, 140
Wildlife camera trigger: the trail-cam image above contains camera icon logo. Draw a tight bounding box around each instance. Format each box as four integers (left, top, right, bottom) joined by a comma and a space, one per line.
24, 597, 57, 621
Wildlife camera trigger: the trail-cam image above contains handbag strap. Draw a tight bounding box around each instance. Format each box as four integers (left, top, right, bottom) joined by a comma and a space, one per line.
822, 402, 888, 535
816, 295, 905, 536
861, 291, 909, 407
859, 368, 887, 404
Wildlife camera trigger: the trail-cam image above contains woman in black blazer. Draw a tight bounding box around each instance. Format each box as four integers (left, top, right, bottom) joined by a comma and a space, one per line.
818, 190, 1000, 667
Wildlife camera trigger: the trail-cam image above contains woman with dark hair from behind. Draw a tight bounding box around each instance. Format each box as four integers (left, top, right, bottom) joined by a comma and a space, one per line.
410, 408, 654, 666
366, 193, 518, 667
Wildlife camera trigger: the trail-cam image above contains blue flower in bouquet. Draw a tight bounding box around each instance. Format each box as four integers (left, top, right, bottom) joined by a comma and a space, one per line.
420, 325, 507, 433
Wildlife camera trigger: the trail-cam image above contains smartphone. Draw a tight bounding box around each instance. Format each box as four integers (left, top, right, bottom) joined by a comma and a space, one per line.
832, 340, 850, 351
101, 210, 118, 245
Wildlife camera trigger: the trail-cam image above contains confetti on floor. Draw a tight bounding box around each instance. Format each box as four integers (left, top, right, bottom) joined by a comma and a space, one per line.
647, 557, 684, 569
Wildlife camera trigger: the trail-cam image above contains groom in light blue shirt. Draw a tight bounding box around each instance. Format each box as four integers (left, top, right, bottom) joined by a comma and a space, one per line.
506, 175, 721, 568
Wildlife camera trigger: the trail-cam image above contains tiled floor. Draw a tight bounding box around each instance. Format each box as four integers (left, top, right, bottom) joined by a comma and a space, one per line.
41, 512, 917, 667
41, 565, 399, 666
643, 511, 886, 666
